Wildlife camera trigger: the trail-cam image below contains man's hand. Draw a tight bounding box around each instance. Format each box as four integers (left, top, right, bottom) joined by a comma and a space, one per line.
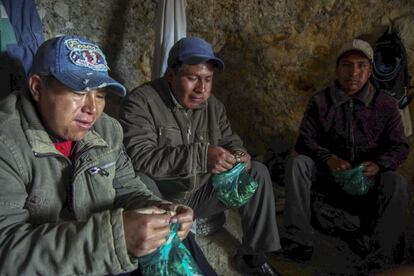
362, 161, 380, 177
232, 150, 252, 171
158, 204, 194, 240
326, 155, 351, 173
123, 207, 171, 257
207, 145, 236, 174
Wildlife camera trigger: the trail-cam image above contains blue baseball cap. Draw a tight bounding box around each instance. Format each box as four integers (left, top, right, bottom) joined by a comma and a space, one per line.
30, 35, 126, 96
167, 37, 224, 69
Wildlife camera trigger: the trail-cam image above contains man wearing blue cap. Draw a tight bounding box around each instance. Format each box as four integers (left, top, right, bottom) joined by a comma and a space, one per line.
120, 37, 282, 275
0, 35, 194, 275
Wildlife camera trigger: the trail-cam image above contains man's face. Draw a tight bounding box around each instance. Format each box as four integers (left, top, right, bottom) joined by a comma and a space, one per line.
336, 51, 372, 95
29, 75, 107, 141
167, 63, 214, 109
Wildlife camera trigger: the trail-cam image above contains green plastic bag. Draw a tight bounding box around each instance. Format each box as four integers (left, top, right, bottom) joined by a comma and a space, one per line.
139, 223, 202, 276
211, 162, 258, 208
333, 164, 375, 196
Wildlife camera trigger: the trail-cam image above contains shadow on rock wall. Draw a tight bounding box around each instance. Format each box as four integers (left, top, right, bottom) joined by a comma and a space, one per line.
0, 53, 26, 99
101, 0, 132, 119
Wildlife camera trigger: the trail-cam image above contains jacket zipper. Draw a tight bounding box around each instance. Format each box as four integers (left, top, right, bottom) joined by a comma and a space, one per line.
69, 143, 107, 213
184, 111, 192, 143
73, 143, 107, 178
33, 151, 74, 212
87, 161, 116, 176
33, 151, 71, 163
349, 100, 355, 163
183, 110, 197, 195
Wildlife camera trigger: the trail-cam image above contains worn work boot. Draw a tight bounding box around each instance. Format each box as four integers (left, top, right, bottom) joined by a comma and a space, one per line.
234, 251, 282, 276
278, 238, 313, 263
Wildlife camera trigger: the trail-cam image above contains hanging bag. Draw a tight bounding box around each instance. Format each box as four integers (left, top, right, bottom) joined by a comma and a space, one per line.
371, 25, 412, 109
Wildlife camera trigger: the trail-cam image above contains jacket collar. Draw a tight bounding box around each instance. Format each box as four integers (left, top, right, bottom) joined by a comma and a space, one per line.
20, 91, 107, 156
329, 81, 375, 108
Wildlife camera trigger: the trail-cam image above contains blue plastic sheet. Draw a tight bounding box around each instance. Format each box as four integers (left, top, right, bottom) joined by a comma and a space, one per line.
333, 164, 374, 196
139, 223, 202, 276
212, 162, 258, 208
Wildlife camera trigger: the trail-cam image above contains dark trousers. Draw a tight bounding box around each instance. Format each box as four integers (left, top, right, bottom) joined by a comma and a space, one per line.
283, 155, 409, 260
184, 161, 281, 254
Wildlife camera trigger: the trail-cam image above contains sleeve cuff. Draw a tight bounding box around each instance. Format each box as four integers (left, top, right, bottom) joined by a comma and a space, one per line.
110, 208, 139, 271
376, 159, 394, 171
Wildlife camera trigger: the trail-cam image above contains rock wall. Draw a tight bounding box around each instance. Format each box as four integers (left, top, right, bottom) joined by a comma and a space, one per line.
35, 0, 414, 179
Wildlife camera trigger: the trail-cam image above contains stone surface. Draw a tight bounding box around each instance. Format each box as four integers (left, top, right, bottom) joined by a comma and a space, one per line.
36, 0, 156, 92
196, 210, 241, 275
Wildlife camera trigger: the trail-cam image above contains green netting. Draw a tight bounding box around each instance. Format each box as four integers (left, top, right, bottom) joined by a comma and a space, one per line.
139, 223, 202, 276
211, 162, 258, 208
333, 164, 375, 196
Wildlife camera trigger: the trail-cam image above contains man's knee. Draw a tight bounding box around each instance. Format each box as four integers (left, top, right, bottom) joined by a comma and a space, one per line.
285, 154, 315, 181
286, 154, 315, 175
251, 160, 270, 178
250, 160, 273, 192
379, 171, 409, 201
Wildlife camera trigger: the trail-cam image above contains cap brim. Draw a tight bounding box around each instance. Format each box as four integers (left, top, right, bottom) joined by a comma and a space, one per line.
337, 48, 372, 62
182, 55, 225, 69
53, 70, 127, 96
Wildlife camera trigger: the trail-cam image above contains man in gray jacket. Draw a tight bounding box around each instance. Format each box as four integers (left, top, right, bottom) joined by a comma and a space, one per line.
120, 37, 282, 276
0, 35, 193, 275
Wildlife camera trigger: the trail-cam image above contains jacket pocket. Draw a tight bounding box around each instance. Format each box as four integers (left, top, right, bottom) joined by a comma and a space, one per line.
158, 126, 183, 146
87, 161, 116, 177
84, 157, 117, 206
195, 130, 209, 143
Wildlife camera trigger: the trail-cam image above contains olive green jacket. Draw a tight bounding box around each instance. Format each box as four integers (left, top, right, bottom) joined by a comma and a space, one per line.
120, 77, 246, 203
0, 91, 166, 275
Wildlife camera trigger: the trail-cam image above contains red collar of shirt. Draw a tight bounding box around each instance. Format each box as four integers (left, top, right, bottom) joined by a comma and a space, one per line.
53, 140, 74, 158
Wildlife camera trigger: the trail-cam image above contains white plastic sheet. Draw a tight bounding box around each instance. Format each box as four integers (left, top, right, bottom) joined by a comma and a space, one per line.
151, 0, 187, 79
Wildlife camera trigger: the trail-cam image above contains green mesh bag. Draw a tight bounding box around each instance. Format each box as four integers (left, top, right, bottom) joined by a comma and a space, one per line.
211, 162, 258, 208
333, 164, 375, 196
139, 223, 202, 276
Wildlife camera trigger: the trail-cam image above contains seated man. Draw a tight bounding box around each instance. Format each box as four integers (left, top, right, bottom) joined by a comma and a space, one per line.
0, 35, 193, 275
283, 39, 409, 268
120, 37, 282, 276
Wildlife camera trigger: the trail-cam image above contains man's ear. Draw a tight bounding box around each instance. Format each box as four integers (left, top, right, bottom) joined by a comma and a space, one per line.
28, 74, 42, 102
166, 69, 174, 83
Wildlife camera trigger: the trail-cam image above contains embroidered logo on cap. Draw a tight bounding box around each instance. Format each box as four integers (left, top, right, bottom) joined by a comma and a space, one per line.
65, 39, 108, 72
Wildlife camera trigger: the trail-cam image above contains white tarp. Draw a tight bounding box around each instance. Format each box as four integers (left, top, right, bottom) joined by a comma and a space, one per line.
151, 0, 187, 79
